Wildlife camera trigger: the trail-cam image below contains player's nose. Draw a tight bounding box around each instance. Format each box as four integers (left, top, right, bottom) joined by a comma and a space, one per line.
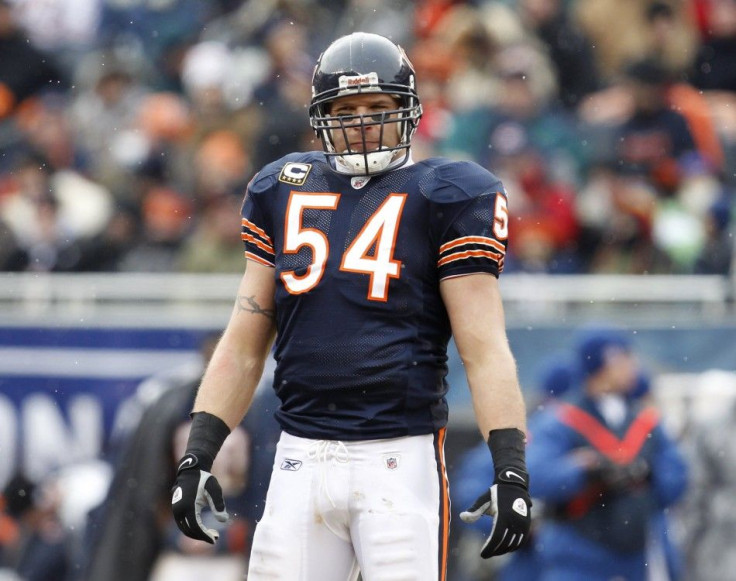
349, 110, 381, 130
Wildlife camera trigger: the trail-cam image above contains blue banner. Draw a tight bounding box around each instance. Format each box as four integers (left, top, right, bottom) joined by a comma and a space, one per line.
0, 326, 216, 488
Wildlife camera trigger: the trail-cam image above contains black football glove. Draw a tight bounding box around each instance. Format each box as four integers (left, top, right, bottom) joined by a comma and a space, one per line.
171, 452, 229, 543
460, 466, 532, 558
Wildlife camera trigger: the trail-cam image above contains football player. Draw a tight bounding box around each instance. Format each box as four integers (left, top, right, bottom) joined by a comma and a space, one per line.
171, 32, 531, 580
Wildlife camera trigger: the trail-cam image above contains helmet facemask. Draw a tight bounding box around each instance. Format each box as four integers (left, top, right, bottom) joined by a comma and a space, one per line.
310, 85, 420, 175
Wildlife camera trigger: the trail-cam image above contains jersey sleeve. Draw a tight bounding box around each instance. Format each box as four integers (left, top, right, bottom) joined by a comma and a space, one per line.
432, 163, 508, 280
240, 174, 275, 267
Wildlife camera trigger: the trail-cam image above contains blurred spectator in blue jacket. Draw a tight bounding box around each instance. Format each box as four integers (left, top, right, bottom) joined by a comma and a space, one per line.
527, 324, 689, 581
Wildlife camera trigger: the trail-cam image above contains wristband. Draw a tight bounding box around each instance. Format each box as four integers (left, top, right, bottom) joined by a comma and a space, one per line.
185, 411, 231, 471
487, 428, 528, 483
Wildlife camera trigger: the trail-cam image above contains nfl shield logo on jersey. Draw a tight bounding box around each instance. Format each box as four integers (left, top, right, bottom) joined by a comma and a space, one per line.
351, 175, 371, 189
383, 455, 400, 470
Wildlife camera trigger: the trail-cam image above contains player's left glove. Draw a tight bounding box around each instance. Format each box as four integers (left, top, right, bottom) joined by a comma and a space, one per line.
171, 453, 229, 543
459, 428, 532, 558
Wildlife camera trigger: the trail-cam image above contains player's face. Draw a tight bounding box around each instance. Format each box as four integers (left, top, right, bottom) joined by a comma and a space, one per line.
326, 93, 403, 154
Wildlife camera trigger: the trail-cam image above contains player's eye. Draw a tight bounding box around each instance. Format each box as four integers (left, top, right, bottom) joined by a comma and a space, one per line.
331, 107, 358, 118
367, 111, 389, 122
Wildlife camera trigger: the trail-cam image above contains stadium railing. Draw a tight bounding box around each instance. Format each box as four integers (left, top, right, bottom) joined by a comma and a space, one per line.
0, 272, 733, 325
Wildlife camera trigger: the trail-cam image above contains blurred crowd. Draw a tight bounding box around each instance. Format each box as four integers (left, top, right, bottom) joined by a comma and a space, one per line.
2, 3, 735, 579
0, 0, 734, 276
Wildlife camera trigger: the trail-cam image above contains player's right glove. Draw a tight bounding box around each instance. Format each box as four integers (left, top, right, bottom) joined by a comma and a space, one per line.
459, 428, 532, 558
171, 411, 231, 544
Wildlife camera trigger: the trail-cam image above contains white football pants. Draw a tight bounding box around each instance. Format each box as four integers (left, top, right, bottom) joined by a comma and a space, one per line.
247, 430, 450, 580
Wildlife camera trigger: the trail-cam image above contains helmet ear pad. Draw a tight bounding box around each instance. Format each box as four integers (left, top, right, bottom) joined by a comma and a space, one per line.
309, 32, 423, 176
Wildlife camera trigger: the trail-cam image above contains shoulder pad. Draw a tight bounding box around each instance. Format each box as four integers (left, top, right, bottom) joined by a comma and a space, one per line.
418, 158, 504, 203
249, 151, 326, 194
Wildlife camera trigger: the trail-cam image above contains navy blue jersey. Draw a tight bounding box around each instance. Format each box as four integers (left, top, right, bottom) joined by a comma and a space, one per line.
241, 152, 509, 440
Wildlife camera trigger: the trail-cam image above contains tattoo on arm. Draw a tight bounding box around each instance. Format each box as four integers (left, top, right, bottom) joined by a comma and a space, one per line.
236, 294, 275, 321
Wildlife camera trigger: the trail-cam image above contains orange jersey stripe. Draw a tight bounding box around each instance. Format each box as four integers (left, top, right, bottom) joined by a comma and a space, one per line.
245, 251, 275, 267
435, 428, 450, 581
439, 236, 505, 255
241, 218, 273, 244
241, 233, 275, 255
437, 249, 502, 268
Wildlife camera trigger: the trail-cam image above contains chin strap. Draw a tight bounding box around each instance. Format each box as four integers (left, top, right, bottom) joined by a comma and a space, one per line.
337, 148, 395, 175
